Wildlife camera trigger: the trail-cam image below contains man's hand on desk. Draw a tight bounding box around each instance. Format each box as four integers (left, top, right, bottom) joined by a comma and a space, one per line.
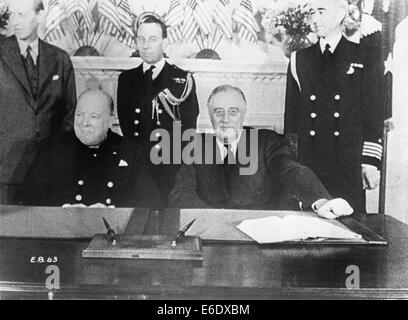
313, 198, 354, 220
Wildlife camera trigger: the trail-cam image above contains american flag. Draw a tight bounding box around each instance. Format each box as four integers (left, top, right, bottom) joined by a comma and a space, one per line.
44, 0, 66, 42
98, 0, 122, 37
212, 0, 232, 38
182, 0, 199, 43
194, 0, 213, 36
65, 0, 93, 32
232, 0, 260, 43
116, 0, 135, 48
165, 0, 184, 43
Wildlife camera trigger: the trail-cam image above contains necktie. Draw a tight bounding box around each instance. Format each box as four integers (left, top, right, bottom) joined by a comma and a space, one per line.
223, 144, 236, 193
25, 46, 37, 98
144, 65, 156, 99
321, 43, 332, 73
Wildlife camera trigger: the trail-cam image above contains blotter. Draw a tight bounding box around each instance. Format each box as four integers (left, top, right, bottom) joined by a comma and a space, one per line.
82, 234, 203, 261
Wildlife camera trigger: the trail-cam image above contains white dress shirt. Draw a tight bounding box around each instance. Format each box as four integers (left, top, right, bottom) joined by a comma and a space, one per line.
215, 130, 243, 160
17, 38, 39, 66
319, 32, 342, 54
142, 58, 166, 80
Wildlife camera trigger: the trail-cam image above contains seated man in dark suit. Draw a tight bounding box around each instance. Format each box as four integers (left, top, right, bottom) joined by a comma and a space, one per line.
20, 89, 160, 208
169, 85, 353, 219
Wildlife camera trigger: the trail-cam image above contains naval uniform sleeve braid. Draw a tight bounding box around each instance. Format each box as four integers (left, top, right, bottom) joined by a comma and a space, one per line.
361, 46, 384, 169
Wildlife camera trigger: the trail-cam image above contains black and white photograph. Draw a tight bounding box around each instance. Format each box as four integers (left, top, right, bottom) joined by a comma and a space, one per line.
0, 0, 408, 304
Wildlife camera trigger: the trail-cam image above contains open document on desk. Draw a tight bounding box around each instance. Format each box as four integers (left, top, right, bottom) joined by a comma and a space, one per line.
236, 215, 361, 244
180, 209, 387, 245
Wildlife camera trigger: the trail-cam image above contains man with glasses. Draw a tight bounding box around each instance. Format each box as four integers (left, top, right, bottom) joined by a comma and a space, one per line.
170, 85, 354, 219
117, 14, 199, 205
0, 0, 76, 204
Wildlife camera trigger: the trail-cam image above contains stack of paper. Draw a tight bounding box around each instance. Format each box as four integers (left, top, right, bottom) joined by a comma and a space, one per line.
236, 215, 362, 244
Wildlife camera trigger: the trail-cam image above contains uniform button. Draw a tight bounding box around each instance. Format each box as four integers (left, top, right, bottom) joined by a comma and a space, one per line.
107, 182, 114, 188
134, 132, 139, 137
310, 130, 316, 136
334, 94, 341, 101
134, 120, 139, 125
334, 131, 340, 136
106, 198, 112, 205
93, 153, 97, 158
155, 144, 161, 150
310, 113, 317, 119
158, 109, 163, 114
75, 195, 82, 201
156, 121, 161, 126
78, 180, 84, 186
135, 108, 141, 113
310, 95, 316, 101
334, 112, 340, 118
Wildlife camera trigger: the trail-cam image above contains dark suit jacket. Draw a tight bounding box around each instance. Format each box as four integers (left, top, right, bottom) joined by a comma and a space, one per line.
284, 37, 384, 212
169, 129, 332, 210
117, 61, 200, 200
20, 131, 161, 208
0, 36, 77, 186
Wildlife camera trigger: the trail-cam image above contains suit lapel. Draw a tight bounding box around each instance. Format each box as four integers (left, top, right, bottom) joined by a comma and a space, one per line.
37, 39, 57, 96
0, 36, 35, 106
299, 43, 322, 87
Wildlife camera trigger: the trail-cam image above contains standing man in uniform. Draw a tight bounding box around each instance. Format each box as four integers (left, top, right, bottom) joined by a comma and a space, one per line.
117, 14, 199, 204
284, 0, 384, 213
0, 0, 77, 204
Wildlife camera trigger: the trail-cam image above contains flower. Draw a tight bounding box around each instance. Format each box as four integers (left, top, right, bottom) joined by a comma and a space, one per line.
274, 3, 312, 36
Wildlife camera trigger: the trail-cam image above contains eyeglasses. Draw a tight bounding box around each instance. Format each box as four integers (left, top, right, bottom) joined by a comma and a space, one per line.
212, 108, 241, 118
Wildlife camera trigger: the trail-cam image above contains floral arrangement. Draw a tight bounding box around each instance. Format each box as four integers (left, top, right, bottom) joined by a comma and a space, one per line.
0, 0, 9, 31
274, 3, 312, 36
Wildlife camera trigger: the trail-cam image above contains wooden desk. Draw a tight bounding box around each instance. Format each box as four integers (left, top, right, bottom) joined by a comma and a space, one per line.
1, 207, 408, 299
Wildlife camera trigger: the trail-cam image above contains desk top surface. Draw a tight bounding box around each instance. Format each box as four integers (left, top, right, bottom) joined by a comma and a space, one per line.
0, 206, 407, 299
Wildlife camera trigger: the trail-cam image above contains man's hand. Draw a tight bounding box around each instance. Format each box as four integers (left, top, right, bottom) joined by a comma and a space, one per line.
362, 165, 380, 190
315, 198, 354, 219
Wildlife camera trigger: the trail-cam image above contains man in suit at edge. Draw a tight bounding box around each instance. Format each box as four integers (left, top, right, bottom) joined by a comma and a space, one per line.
0, 0, 77, 204
284, 0, 384, 213
117, 14, 199, 206
169, 84, 353, 219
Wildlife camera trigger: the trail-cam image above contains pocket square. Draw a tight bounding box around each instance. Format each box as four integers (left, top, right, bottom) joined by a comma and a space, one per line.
171, 77, 186, 84
347, 63, 364, 75
52, 75, 60, 81
346, 66, 355, 75
119, 160, 128, 167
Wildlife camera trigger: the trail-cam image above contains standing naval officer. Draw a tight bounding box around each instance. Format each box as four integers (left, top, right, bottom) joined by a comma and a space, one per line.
284, 0, 384, 212
117, 14, 199, 204
0, 0, 76, 204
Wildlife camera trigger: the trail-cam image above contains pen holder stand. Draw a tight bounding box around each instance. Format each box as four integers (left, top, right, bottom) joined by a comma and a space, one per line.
82, 234, 203, 261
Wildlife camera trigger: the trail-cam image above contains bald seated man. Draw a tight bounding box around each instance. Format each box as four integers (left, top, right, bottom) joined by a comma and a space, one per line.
20, 89, 160, 208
